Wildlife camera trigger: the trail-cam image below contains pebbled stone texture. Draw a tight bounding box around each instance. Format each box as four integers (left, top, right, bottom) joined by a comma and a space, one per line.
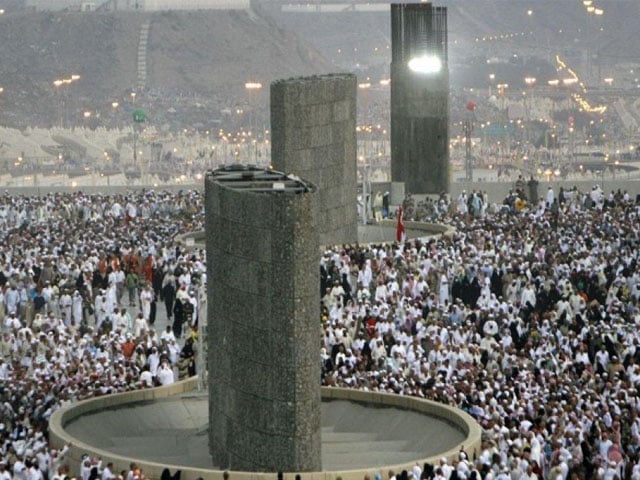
271, 74, 358, 247
205, 172, 322, 472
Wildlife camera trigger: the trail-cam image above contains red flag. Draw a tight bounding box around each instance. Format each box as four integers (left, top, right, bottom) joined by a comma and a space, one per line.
396, 207, 406, 243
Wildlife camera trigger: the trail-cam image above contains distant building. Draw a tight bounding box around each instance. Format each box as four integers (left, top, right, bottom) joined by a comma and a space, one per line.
137, 0, 249, 10
25, 0, 249, 11
25, 0, 89, 10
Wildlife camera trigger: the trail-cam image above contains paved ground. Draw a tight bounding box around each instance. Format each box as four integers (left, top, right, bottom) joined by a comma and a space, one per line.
357, 224, 438, 243
64, 395, 466, 471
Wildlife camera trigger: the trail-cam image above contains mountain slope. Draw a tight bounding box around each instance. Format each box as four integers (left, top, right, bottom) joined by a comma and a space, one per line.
0, 8, 335, 128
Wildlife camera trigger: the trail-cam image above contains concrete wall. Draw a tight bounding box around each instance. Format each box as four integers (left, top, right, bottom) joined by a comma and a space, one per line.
270, 74, 358, 246
364, 179, 640, 206
205, 173, 321, 472
449, 178, 640, 203
5, 176, 639, 205
25, 0, 249, 10
49, 383, 482, 480
49, 378, 200, 479
140, 0, 249, 10
25, 0, 91, 10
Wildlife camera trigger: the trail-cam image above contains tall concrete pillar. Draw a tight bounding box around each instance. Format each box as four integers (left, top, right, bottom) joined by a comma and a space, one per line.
206, 165, 321, 472
390, 3, 449, 194
271, 74, 358, 246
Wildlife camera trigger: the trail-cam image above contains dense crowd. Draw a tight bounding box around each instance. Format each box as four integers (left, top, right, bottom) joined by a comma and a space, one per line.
321, 184, 640, 480
0, 190, 206, 480
2, 183, 640, 480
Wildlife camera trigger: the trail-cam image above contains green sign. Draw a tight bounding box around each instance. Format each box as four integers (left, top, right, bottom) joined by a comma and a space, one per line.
132, 108, 147, 123
483, 123, 516, 136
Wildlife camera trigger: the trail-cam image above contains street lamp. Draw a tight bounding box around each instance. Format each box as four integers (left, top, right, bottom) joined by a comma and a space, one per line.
464, 101, 476, 182
521, 78, 536, 144
488, 73, 495, 96
53, 74, 81, 128
497, 83, 509, 112
245, 82, 262, 160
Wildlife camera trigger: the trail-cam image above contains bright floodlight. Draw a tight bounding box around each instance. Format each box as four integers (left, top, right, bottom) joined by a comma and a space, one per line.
408, 55, 442, 74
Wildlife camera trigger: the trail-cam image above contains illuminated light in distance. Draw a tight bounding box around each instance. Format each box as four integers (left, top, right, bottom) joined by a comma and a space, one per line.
408, 55, 442, 74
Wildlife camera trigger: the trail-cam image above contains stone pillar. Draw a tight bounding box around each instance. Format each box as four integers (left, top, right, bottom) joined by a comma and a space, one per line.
270, 74, 358, 246
206, 166, 321, 472
390, 3, 450, 194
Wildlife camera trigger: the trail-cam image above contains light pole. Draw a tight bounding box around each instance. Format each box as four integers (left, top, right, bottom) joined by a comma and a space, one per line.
547, 79, 559, 154
524, 77, 536, 143
130, 92, 137, 168
52, 74, 80, 128
132, 107, 146, 177
133, 126, 137, 166
497, 83, 509, 114
568, 116, 576, 166
358, 81, 372, 223
464, 101, 476, 182
244, 82, 262, 162
108, 101, 119, 133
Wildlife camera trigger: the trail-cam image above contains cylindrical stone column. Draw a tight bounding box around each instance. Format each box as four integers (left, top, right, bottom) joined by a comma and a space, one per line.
206, 166, 321, 472
270, 74, 358, 246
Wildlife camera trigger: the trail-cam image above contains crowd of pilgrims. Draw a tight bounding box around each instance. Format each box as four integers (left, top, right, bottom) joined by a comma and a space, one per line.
0, 190, 204, 480
0, 184, 639, 479
321, 186, 640, 480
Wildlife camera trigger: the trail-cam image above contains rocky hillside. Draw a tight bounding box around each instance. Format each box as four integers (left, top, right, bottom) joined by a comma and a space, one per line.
0, 8, 335, 128
1, 0, 639, 129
